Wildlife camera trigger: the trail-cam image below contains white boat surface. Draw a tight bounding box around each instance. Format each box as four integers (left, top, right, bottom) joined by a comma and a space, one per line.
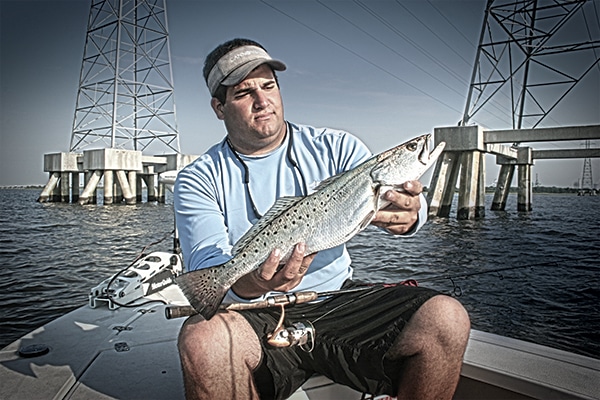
1, 253, 598, 400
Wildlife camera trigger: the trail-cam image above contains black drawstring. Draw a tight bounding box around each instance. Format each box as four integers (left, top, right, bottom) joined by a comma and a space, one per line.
226, 122, 308, 219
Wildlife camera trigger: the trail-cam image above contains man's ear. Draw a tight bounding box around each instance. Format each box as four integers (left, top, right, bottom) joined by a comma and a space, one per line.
211, 97, 225, 120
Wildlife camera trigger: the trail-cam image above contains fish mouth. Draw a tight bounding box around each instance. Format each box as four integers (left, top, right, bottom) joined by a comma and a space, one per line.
418, 137, 430, 165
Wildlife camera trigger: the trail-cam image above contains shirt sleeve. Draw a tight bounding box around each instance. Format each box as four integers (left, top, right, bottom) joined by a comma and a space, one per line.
174, 156, 233, 272
401, 194, 428, 237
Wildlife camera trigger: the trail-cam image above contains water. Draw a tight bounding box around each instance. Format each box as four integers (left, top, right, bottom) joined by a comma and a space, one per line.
0, 188, 598, 359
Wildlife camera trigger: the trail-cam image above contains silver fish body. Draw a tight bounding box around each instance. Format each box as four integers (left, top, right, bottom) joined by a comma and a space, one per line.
175, 134, 445, 319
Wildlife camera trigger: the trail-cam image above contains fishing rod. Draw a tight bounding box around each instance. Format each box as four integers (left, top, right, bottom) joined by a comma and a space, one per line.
165, 259, 570, 318
418, 261, 558, 284
164, 286, 374, 319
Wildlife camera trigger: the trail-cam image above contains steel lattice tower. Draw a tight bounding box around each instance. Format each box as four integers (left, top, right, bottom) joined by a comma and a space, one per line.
462, 0, 600, 129
581, 140, 593, 189
70, 0, 180, 153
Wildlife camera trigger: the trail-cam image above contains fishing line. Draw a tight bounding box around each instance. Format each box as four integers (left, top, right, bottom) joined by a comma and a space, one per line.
310, 284, 388, 324
306, 260, 563, 320
415, 260, 564, 297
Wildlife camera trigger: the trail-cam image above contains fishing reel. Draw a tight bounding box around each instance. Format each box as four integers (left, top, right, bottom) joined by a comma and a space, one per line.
266, 304, 315, 351
267, 321, 315, 351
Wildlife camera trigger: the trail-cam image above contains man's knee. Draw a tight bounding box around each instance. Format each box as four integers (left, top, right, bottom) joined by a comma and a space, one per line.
420, 295, 470, 348
390, 295, 470, 358
178, 312, 262, 369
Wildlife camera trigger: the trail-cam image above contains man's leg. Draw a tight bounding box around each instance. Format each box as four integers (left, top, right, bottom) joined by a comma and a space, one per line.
178, 311, 263, 400
387, 295, 470, 400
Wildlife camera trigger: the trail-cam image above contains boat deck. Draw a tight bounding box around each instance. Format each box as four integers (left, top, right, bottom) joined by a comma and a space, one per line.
1, 286, 598, 399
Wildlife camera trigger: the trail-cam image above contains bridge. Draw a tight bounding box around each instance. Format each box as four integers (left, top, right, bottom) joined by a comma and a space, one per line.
428, 125, 600, 219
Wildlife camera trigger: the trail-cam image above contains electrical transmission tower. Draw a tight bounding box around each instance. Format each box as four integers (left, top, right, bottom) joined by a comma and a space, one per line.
462, 0, 600, 129
581, 140, 593, 190
70, 0, 180, 153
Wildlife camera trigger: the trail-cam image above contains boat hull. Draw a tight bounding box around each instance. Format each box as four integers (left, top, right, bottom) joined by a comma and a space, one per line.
1, 286, 598, 399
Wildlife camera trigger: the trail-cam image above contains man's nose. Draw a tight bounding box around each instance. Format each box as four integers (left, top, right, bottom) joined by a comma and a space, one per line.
253, 90, 269, 109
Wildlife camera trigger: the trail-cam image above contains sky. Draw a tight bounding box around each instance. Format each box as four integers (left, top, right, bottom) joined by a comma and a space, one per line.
1, 0, 598, 188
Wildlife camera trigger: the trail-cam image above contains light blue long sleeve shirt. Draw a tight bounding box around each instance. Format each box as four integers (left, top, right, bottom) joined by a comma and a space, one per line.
174, 122, 427, 303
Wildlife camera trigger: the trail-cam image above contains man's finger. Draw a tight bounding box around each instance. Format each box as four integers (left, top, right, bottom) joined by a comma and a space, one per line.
258, 248, 282, 280
402, 180, 423, 195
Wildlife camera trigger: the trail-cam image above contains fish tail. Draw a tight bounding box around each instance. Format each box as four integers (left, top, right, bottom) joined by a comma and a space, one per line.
175, 266, 229, 320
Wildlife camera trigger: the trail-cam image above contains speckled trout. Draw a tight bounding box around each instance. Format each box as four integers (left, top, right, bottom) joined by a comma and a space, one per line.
175, 134, 445, 319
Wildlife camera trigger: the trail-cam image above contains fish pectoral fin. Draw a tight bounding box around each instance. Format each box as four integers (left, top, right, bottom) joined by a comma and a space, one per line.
359, 210, 376, 231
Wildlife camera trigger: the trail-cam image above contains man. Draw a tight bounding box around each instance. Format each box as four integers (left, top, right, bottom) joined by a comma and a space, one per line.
175, 38, 470, 400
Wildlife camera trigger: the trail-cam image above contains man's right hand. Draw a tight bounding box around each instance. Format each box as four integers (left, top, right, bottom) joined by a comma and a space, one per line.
231, 243, 316, 299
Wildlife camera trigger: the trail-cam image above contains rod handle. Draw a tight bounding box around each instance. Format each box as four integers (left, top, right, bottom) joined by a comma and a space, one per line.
165, 305, 197, 319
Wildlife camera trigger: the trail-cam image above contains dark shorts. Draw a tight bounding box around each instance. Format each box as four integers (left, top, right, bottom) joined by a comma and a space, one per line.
238, 281, 439, 399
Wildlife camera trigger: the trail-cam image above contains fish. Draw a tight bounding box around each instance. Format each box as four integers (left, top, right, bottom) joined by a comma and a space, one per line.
175, 134, 446, 320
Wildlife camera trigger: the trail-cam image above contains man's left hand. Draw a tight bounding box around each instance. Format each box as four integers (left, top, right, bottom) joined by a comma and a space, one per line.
371, 180, 423, 235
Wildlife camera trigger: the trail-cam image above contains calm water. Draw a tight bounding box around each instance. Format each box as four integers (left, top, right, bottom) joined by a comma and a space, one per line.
0, 188, 598, 359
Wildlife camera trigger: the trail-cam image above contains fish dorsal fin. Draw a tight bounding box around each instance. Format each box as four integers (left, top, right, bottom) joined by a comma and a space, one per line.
232, 196, 304, 255
312, 175, 340, 191
313, 156, 377, 192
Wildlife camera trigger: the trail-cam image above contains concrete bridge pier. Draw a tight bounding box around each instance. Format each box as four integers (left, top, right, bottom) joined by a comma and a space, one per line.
136, 175, 144, 203
142, 170, 157, 202
428, 126, 486, 220
115, 170, 136, 205
517, 148, 533, 212
103, 170, 114, 205
457, 150, 486, 219
79, 170, 103, 205
491, 164, 515, 211
38, 153, 81, 203
71, 172, 80, 203
38, 172, 60, 203
77, 149, 141, 205
491, 147, 533, 212
39, 150, 199, 205
427, 151, 460, 218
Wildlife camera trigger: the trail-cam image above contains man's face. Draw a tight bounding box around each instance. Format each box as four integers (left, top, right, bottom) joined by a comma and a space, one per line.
212, 64, 285, 155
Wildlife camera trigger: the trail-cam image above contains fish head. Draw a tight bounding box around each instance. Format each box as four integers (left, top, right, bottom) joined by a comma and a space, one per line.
370, 134, 445, 186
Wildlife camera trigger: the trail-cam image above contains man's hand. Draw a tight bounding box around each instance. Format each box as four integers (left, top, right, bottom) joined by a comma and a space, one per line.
371, 180, 423, 235
231, 242, 316, 299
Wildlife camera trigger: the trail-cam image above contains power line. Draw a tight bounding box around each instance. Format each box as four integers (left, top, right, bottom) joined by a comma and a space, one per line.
259, 0, 464, 115
395, 0, 474, 74
316, 0, 465, 97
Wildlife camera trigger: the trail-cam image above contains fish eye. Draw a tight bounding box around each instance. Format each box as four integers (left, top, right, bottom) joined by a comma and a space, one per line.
406, 142, 418, 151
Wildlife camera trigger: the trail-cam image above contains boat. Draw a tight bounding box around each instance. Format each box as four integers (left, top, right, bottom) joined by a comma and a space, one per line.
1, 244, 598, 400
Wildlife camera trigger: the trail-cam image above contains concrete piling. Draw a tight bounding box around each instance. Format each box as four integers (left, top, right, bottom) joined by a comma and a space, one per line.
491, 164, 514, 211
103, 170, 113, 205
